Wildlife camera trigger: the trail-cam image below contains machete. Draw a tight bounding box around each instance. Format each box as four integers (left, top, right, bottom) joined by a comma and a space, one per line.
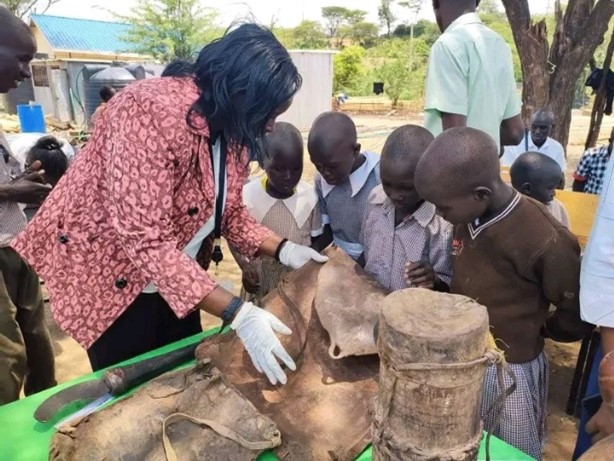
34, 342, 199, 423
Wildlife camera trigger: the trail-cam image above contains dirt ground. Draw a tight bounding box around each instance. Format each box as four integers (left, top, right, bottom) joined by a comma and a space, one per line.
44, 112, 614, 460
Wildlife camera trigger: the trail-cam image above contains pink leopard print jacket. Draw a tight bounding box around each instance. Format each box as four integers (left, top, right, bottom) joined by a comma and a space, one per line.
13, 77, 272, 348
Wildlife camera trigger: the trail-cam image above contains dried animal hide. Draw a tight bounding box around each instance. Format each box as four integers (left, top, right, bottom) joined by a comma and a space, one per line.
195, 248, 380, 461
314, 251, 388, 358
49, 362, 281, 461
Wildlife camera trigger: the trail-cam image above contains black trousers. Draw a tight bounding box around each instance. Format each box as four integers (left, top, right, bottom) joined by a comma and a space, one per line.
87, 292, 202, 371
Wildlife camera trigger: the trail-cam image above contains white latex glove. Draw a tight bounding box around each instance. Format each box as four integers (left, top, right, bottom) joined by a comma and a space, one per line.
231, 302, 296, 385
278, 241, 328, 269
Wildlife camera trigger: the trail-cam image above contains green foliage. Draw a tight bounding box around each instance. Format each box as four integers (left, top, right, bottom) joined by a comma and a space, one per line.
378, 0, 396, 37
292, 20, 328, 49
115, 0, 218, 60
321, 6, 353, 38
334, 45, 366, 92
346, 21, 380, 47
377, 58, 411, 107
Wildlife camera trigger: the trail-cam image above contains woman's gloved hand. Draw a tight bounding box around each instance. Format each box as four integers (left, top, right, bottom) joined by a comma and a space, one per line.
231, 302, 296, 385
278, 241, 328, 269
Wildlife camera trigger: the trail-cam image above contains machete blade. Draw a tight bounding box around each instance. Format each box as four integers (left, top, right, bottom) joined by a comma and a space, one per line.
34, 379, 108, 423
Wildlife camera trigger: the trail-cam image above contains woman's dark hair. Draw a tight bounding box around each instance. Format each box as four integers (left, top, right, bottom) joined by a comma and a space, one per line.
26, 136, 69, 185
162, 59, 194, 77
189, 23, 302, 162
99, 85, 116, 103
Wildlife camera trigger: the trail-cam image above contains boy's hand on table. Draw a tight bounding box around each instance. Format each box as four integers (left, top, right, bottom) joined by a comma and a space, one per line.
405, 262, 437, 289
242, 264, 260, 294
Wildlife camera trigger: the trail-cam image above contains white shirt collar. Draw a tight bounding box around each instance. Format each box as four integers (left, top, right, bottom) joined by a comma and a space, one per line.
243, 178, 318, 228
320, 151, 380, 198
447, 12, 482, 32
527, 135, 553, 152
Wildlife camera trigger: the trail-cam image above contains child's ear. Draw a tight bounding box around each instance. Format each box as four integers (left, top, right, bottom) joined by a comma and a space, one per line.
354, 143, 361, 156
473, 186, 492, 201
520, 182, 532, 195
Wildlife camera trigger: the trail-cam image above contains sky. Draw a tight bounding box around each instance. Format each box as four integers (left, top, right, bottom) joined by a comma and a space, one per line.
43, 0, 554, 27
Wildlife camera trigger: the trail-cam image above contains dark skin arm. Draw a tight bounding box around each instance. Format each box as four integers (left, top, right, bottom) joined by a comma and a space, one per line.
405, 262, 449, 292
572, 180, 586, 193
311, 225, 333, 252
229, 244, 260, 294
441, 113, 467, 131
194, 234, 285, 315
500, 114, 525, 146
586, 328, 614, 444
0, 172, 51, 204
356, 253, 366, 268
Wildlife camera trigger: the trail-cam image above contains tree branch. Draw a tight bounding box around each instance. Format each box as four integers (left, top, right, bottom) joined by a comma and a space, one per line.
501, 0, 531, 56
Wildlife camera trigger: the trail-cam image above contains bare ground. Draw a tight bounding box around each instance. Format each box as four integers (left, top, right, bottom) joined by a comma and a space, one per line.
45, 112, 614, 460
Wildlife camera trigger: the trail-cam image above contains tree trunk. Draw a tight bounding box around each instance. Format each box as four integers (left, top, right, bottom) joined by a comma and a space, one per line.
585, 27, 614, 149
502, 0, 614, 150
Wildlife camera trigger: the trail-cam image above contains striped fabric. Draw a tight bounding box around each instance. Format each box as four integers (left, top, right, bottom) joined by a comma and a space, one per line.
481, 351, 548, 460
0, 130, 27, 248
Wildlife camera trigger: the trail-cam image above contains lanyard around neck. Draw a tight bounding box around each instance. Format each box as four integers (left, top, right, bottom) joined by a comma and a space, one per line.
210, 135, 227, 267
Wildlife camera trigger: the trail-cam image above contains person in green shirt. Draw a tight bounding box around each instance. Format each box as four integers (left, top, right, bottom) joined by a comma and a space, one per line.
424, 0, 525, 152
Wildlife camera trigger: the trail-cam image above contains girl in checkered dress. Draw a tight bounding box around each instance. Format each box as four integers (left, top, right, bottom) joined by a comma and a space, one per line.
234, 122, 323, 304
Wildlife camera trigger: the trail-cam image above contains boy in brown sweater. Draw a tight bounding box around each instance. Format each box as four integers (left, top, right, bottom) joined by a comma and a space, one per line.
414, 127, 593, 460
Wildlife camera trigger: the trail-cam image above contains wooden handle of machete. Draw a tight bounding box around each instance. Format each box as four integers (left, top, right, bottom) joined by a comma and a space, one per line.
102, 342, 199, 395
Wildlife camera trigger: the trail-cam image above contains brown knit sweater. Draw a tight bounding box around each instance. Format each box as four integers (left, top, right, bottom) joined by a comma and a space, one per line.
450, 193, 594, 363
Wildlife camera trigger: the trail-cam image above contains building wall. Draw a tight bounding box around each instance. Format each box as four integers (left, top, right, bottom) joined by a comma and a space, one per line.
31, 24, 54, 57
279, 51, 335, 131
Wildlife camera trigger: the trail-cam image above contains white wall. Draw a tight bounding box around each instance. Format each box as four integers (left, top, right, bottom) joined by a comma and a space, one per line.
280, 50, 336, 131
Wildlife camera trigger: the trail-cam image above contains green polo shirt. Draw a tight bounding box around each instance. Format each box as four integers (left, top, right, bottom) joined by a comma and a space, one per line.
423, 13, 521, 151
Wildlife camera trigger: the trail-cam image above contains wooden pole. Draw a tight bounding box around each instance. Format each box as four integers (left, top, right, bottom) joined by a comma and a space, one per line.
585, 26, 614, 149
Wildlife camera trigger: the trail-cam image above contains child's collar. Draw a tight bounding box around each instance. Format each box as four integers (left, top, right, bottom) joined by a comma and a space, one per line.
320, 152, 380, 198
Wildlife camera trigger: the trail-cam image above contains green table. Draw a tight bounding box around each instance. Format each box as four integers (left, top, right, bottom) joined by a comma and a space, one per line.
0, 330, 533, 460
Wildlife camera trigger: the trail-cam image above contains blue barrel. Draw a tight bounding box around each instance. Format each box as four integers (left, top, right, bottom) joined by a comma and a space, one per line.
17, 104, 46, 133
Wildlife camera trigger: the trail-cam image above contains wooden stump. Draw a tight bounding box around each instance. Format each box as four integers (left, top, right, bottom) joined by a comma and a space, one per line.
372, 288, 489, 461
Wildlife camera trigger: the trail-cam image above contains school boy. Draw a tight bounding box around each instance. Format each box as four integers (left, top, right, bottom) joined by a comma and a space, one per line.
361, 125, 452, 292
414, 127, 593, 459
308, 112, 380, 259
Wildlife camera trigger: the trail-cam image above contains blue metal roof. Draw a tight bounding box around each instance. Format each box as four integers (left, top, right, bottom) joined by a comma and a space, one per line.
31, 14, 139, 55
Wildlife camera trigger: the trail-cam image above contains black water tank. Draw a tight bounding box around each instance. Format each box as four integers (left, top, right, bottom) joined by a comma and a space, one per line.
83, 66, 136, 126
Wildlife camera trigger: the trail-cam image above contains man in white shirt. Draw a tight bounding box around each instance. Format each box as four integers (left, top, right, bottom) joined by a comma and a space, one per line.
501, 109, 567, 173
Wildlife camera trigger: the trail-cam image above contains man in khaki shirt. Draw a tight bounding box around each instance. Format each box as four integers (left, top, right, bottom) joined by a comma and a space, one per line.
0, 6, 56, 404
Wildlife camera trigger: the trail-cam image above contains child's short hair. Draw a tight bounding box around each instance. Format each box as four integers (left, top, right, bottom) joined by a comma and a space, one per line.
263, 122, 303, 160
26, 136, 69, 185
510, 152, 562, 189
99, 85, 116, 103
382, 125, 434, 162
307, 111, 357, 151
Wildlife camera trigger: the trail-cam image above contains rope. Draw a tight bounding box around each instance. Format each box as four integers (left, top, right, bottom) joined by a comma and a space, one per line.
374, 334, 517, 461
162, 413, 281, 461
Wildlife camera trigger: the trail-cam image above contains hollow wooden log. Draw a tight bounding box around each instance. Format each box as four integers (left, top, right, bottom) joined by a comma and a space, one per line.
372, 288, 489, 461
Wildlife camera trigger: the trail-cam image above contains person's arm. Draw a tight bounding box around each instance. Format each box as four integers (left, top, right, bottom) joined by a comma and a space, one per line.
499, 45, 524, 147
573, 152, 591, 193
500, 114, 525, 147
429, 221, 454, 292
0, 172, 51, 204
424, 41, 468, 131
536, 233, 595, 341
441, 113, 467, 131
572, 179, 586, 193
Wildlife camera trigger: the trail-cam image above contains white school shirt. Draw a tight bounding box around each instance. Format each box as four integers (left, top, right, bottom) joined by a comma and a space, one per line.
142, 137, 227, 293
580, 156, 614, 326
501, 134, 567, 172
